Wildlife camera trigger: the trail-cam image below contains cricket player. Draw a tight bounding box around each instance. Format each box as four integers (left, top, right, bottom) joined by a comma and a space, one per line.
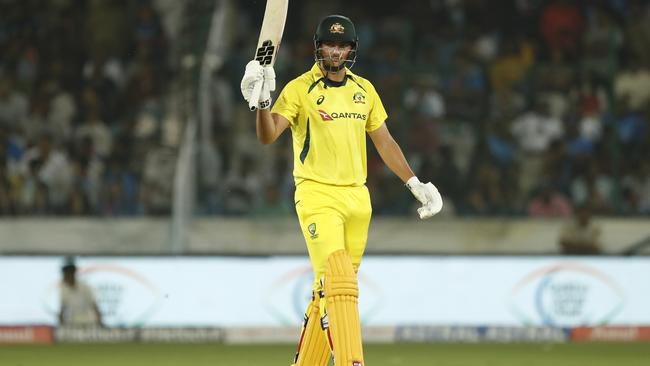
241, 15, 443, 366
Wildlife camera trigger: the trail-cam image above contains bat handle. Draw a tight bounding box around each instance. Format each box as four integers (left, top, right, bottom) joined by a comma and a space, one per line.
248, 79, 263, 111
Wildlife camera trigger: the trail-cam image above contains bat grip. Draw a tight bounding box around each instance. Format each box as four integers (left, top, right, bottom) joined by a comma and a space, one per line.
248, 80, 263, 111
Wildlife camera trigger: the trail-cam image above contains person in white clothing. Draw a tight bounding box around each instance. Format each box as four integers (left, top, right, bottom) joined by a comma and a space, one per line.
58, 258, 103, 327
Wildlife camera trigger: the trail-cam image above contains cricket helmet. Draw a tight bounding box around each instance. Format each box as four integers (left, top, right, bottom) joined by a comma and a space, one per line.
314, 15, 358, 71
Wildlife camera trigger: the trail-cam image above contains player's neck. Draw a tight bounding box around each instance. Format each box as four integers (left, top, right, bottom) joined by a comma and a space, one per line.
326, 72, 346, 82
319, 64, 346, 82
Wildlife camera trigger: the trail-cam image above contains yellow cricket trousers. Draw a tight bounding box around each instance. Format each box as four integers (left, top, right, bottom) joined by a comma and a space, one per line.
294, 180, 372, 291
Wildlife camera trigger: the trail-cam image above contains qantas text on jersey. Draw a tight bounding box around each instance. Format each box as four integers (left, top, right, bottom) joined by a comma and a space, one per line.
318, 109, 367, 121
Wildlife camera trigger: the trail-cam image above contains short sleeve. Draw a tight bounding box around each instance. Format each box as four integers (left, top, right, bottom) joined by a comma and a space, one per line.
365, 81, 388, 132
271, 81, 301, 127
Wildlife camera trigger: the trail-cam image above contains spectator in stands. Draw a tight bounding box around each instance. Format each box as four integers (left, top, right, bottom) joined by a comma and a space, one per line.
619, 164, 645, 215
403, 74, 445, 120
423, 146, 461, 214
20, 134, 73, 213
16, 158, 48, 214
69, 137, 104, 215
489, 36, 535, 94
44, 80, 76, 144
615, 98, 648, 160
1, 1, 649, 218
58, 257, 104, 327
625, 1, 650, 66
511, 99, 564, 154
443, 50, 487, 121
541, 139, 572, 193
464, 161, 506, 215
75, 89, 112, 158
102, 153, 140, 216
570, 75, 607, 143
581, 5, 623, 81
539, 0, 584, 57
527, 184, 572, 217
0, 77, 28, 131
511, 99, 564, 204
570, 159, 615, 214
141, 146, 175, 215
614, 59, 650, 111
558, 204, 602, 254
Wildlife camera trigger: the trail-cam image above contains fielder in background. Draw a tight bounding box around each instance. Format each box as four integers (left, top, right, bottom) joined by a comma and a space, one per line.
241, 14, 443, 366
58, 257, 104, 327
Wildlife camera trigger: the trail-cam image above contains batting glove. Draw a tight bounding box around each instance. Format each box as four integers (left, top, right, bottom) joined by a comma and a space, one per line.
241, 60, 264, 102
406, 176, 443, 219
257, 66, 275, 110
241, 60, 275, 110
264, 65, 275, 92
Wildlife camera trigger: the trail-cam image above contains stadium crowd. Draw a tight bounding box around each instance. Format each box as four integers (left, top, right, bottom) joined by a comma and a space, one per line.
1, 0, 649, 217
0, 1, 172, 215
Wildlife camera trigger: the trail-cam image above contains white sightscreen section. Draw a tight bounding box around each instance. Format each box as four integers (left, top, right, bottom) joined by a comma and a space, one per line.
0, 256, 649, 327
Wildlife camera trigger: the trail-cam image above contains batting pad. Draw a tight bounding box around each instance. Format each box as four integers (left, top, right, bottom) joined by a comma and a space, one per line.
292, 294, 331, 366
323, 250, 364, 366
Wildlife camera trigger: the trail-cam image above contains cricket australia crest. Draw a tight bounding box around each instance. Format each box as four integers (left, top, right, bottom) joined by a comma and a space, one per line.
330, 23, 345, 34
308, 223, 319, 239
353, 92, 366, 104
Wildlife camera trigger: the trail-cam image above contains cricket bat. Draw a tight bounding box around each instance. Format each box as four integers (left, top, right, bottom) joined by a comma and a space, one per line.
249, 0, 289, 111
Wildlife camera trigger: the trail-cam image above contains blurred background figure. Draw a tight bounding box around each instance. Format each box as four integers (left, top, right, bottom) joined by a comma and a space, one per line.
58, 257, 103, 327
558, 204, 602, 255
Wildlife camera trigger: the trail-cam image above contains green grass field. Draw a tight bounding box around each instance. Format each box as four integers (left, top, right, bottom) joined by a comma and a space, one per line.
1, 343, 648, 366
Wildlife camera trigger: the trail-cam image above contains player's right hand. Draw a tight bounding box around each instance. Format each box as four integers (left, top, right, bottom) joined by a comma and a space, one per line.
241, 60, 264, 102
257, 66, 275, 110
241, 60, 275, 110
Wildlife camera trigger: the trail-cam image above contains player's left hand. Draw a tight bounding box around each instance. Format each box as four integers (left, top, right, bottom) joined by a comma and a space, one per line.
406, 176, 443, 219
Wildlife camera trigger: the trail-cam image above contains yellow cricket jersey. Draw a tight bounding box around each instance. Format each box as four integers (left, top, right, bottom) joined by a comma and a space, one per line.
271, 63, 388, 186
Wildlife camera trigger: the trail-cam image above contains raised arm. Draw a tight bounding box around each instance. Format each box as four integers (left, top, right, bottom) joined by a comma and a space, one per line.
241, 60, 290, 145
256, 109, 290, 145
